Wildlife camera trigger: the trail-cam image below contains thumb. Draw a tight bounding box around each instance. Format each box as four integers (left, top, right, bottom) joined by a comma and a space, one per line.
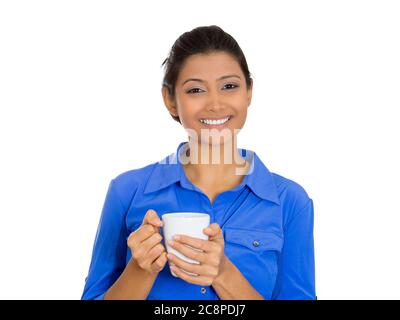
142, 209, 163, 230
203, 223, 223, 240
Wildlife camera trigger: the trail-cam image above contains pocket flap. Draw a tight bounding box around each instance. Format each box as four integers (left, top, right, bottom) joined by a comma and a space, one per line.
224, 227, 283, 252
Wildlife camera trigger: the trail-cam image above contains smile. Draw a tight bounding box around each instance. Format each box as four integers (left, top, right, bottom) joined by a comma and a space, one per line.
199, 116, 232, 126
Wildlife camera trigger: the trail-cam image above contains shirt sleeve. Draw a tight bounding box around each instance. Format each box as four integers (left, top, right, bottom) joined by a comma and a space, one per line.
271, 198, 316, 300
81, 179, 128, 300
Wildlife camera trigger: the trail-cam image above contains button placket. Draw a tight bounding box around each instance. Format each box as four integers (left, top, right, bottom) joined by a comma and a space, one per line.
213, 193, 232, 227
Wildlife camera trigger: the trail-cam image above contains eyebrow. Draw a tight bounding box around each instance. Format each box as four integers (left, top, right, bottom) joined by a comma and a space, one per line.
181, 74, 241, 86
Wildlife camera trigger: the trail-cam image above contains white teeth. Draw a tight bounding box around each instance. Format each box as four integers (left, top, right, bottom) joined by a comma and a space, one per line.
200, 116, 230, 125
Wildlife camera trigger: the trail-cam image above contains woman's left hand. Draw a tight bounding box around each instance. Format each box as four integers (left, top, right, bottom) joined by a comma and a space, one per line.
167, 223, 225, 286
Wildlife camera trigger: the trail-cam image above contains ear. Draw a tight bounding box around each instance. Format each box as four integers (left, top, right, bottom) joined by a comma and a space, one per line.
161, 86, 179, 118
246, 79, 253, 107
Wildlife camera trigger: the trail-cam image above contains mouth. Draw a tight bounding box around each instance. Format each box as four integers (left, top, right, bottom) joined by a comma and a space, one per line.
199, 115, 233, 127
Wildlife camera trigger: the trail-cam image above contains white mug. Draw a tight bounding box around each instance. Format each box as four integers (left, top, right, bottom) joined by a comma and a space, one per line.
161, 212, 210, 277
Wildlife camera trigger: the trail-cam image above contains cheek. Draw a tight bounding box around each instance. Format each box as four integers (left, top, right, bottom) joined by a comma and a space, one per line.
180, 111, 201, 129
232, 105, 248, 121
177, 96, 201, 115
179, 106, 203, 128
240, 109, 248, 121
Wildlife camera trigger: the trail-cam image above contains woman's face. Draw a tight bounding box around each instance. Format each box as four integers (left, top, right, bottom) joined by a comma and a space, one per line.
162, 51, 252, 145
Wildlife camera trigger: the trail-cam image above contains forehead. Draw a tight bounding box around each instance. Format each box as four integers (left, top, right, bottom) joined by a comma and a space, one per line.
178, 51, 242, 81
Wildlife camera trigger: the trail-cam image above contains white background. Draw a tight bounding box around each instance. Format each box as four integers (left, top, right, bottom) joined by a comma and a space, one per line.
1, 0, 399, 300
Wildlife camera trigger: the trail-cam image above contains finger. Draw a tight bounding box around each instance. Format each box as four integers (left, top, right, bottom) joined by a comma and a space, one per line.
133, 224, 158, 243
203, 223, 222, 238
141, 232, 164, 252
168, 239, 206, 263
166, 252, 202, 275
151, 252, 168, 273
142, 209, 163, 228
172, 235, 214, 252
169, 265, 213, 287
147, 243, 166, 264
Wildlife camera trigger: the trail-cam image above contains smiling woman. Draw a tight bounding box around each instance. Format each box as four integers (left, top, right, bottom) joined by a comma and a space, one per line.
81, 25, 316, 301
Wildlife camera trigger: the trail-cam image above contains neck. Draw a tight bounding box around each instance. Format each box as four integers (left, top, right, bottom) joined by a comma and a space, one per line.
180, 136, 250, 182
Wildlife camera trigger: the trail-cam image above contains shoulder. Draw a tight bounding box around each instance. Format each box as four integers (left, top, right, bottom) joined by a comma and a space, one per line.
272, 173, 311, 206
108, 162, 158, 211
271, 172, 313, 225
113, 162, 156, 189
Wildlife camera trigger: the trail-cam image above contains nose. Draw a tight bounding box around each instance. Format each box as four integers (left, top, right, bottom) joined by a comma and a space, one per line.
205, 88, 225, 113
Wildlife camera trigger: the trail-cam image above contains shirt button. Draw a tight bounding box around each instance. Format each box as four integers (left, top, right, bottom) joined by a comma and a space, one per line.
252, 240, 260, 247
201, 287, 207, 294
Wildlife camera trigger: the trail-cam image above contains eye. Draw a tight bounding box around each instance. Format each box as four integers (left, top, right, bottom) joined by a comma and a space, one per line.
186, 83, 239, 94
186, 88, 204, 94
223, 83, 239, 90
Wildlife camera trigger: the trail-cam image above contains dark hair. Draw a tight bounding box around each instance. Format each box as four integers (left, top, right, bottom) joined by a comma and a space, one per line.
161, 25, 253, 124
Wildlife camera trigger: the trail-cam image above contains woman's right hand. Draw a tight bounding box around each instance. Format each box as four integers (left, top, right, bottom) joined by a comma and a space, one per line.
127, 209, 168, 275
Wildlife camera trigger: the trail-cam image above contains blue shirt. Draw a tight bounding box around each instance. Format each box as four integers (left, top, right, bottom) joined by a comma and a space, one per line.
81, 141, 316, 300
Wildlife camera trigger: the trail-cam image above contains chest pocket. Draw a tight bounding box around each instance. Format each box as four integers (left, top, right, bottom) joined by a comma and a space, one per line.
223, 227, 283, 299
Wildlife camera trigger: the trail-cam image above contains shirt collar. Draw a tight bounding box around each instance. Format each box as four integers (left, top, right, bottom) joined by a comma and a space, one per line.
143, 141, 280, 205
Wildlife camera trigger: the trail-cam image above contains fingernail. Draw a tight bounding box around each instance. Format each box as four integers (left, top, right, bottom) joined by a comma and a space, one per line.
169, 240, 174, 246
173, 235, 180, 240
